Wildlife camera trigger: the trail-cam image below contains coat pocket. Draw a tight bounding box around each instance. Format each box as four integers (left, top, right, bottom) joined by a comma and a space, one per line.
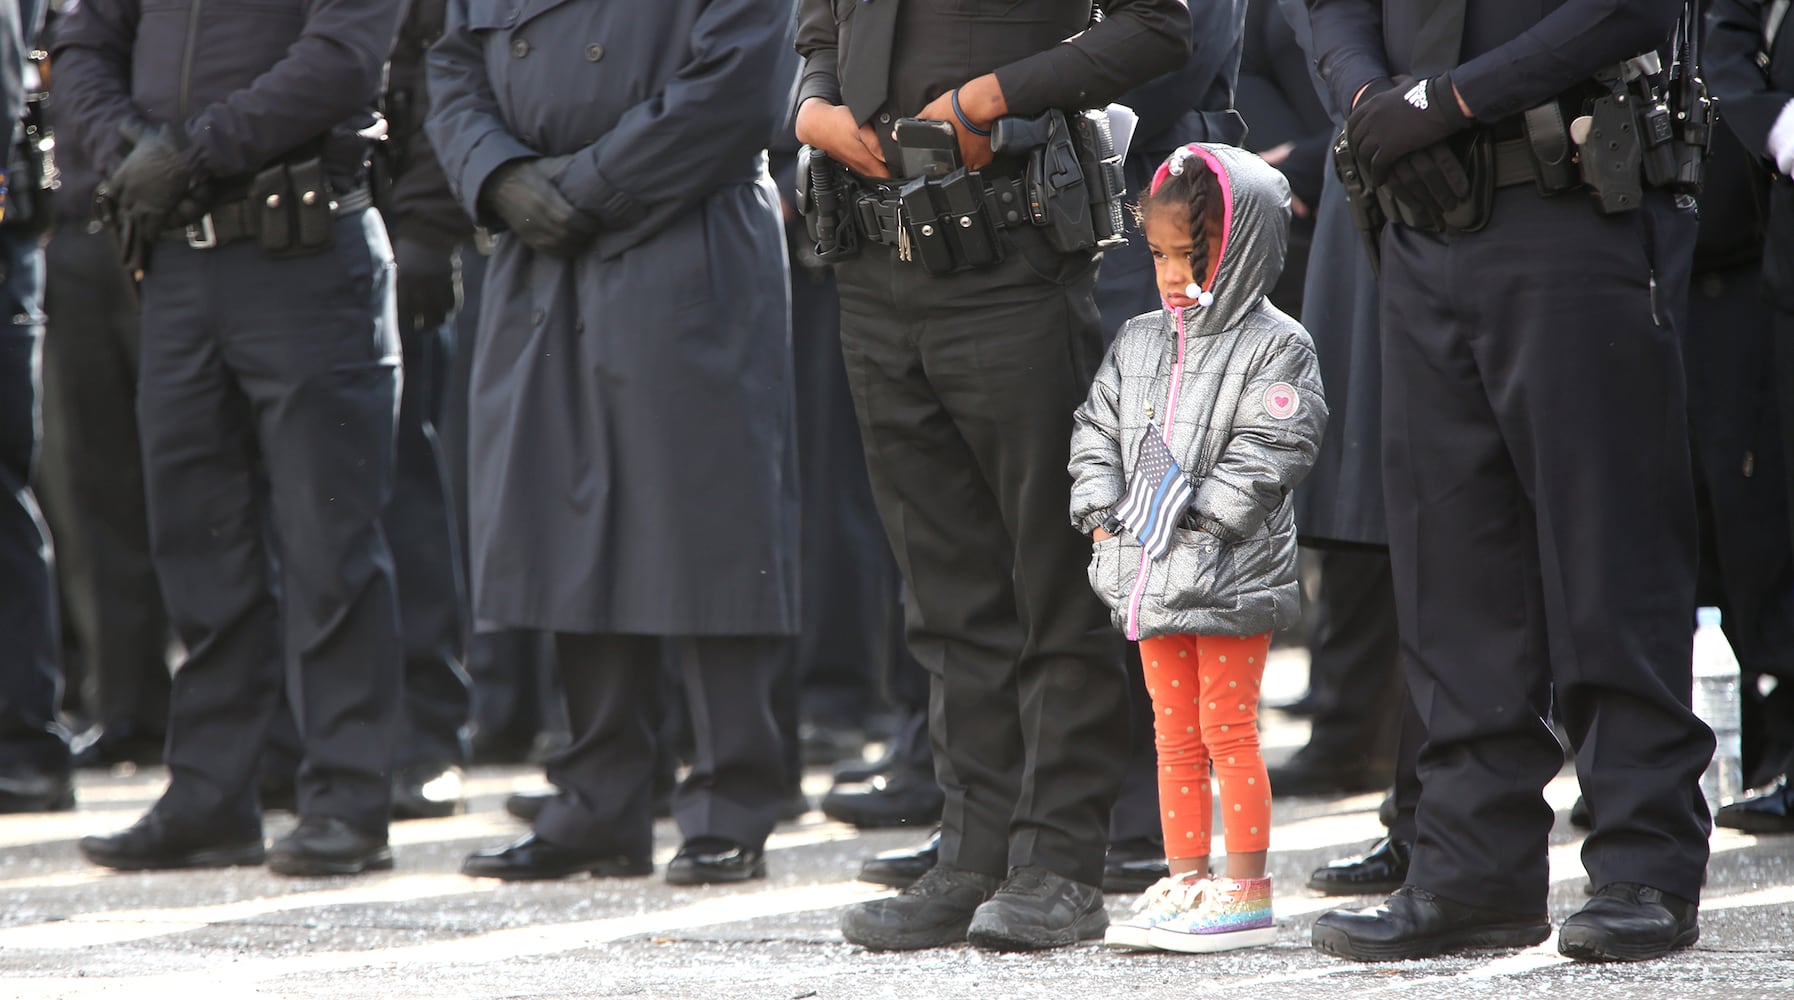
1159, 529, 1232, 612
1088, 536, 1123, 610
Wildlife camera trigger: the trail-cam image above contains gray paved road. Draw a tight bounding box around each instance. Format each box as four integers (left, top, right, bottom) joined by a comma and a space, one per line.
2, 651, 1790, 999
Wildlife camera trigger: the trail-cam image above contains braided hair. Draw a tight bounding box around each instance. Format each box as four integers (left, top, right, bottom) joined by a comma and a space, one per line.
1133, 147, 1225, 291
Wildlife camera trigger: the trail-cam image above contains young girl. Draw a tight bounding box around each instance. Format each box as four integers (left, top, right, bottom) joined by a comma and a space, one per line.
1069, 143, 1327, 953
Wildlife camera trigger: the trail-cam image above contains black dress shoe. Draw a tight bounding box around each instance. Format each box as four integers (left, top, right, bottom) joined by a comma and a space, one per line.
1307, 837, 1411, 896
1311, 886, 1550, 962
820, 766, 944, 829
1102, 838, 1169, 894
858, 829, 940, 889
666, 837, 767, 885
0, 767, 74, 814
841, 864, 999, 951
1714, 777, 1794, 834
463, 833, 652, 880
268, 817, 394, 877
1558, 883, 1699, 962
1268, 747, 1391, 797
80, 811, 265, 871
259, 775, 297, 814
1569, 794, 1592, 830
392, 763, 466, 821
966, 865, 1109, 951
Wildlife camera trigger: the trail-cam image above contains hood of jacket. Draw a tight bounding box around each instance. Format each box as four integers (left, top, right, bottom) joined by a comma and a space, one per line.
1162, 143, 1293, 339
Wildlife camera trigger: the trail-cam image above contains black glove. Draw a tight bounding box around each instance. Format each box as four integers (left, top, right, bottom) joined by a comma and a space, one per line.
478, 157, 597, 257
1345, 74, 1473, 185
1382, 143, 1472, 230
108, 120, 195, 226
394, 237, 460, 330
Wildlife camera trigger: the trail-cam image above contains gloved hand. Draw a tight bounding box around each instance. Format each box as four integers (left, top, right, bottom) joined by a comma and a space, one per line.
107, 120, 195, 226
1768, 98, 1794, 177
394, 237, 460, 330
1382, 143, 1472, 230
478, 157, 597, 257
1346, 74, 1473, 185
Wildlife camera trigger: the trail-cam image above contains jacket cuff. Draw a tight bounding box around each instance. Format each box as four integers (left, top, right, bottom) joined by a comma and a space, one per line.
1075, 504, 1117, 535
558, 152, 648, 231
459, 129, 539, 225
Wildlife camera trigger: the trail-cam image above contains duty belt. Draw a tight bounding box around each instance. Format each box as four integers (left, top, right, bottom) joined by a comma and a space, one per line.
164, 184, 374, 249
854, 174, 1030, 250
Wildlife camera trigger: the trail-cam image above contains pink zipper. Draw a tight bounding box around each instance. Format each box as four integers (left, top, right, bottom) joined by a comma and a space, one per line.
1124, 306, 1189, 641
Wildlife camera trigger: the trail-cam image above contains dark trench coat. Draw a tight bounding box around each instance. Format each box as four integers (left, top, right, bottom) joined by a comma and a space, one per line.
426, 0, 799, 636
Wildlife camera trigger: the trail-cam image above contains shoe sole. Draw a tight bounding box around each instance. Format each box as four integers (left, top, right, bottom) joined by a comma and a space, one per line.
1103, 924, 1159, 950
82, 842, 267, 872
1311, 919, 1550, 962
1148, 924, 1278, 954
966, 908, 1109, 951
664, 858, 767, 887
1557, 924, 1699, 963
461, 858, 654, 880
841, 914, 974, 952
1305, 876, 1405, 897
268, 848, 396, 878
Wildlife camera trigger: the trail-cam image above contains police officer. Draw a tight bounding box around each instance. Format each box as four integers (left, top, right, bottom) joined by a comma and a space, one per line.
1307, 0, 1714, 962
377, 0, 473, 820
56, 0, 405, 876
428, 0, 800, 886
1709, 0, 1794, 832
0, 0, 72, 816
795, 0, 1188, 952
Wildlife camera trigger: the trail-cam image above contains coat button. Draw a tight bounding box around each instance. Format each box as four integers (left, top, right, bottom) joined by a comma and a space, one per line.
585, 43, 604, 62
878, 112, 891, 124
511, 38, 530, 58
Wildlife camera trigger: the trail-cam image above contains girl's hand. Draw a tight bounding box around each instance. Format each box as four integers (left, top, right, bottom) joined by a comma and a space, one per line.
1092, 527, 1113, 542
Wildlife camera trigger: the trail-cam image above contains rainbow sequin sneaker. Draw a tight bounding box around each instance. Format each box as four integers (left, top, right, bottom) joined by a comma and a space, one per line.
1146, 875, 1277, 953
1104, 872, 1205, 950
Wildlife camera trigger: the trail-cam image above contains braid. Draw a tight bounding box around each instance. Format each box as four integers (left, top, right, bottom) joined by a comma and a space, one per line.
1136, 156, 1221, 286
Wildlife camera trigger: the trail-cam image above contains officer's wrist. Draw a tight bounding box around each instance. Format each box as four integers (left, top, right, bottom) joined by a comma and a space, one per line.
955, 75, 1006, 130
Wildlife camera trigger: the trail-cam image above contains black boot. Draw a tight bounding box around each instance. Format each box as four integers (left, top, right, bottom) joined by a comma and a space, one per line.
1558, 883, 1699, 962
80, 809, 264, 871
840, 865, 998, 951
268, 817, 394, 877
858, 828, 940, 889
965, 866, 1109, 951
1311, 886, 1549, 962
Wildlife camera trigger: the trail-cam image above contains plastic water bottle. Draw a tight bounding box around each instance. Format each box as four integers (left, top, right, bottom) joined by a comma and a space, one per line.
1691, 607, 1744, 814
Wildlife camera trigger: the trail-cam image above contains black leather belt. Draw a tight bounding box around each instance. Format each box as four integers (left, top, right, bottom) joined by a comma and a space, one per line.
163, 184, 374, 248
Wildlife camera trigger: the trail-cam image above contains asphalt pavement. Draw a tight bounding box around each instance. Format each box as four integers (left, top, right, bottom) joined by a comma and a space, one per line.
2, 649, 1790, 1000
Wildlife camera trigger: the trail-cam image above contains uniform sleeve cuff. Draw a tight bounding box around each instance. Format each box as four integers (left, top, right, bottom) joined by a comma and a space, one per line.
557, 152, 647, 230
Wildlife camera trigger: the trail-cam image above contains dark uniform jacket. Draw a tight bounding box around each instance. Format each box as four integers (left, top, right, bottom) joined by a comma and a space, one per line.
1309, 0, 1685, 122
425, 0, 800, 636
1710, 0, 1794, 303
796, 0, 1190, 165
50, 0, 399, 189
383, 0, 468, 250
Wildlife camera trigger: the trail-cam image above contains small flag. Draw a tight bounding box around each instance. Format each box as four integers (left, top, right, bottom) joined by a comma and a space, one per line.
1114, 422, 1193, 561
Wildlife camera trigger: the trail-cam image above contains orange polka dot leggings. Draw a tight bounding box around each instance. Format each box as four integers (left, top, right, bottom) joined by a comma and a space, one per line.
1138, 631, 1273, 860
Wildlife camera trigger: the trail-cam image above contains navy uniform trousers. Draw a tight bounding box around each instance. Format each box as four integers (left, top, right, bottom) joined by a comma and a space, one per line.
0, 225, 68, 780
834, 225, 1130, 888
141, 210, 404, 837
1380, 188, 1714, 914
39, 219, 172, 751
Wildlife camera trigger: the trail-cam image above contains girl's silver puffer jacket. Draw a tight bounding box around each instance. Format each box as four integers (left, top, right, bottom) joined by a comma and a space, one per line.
1069, 144, 1328, 641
